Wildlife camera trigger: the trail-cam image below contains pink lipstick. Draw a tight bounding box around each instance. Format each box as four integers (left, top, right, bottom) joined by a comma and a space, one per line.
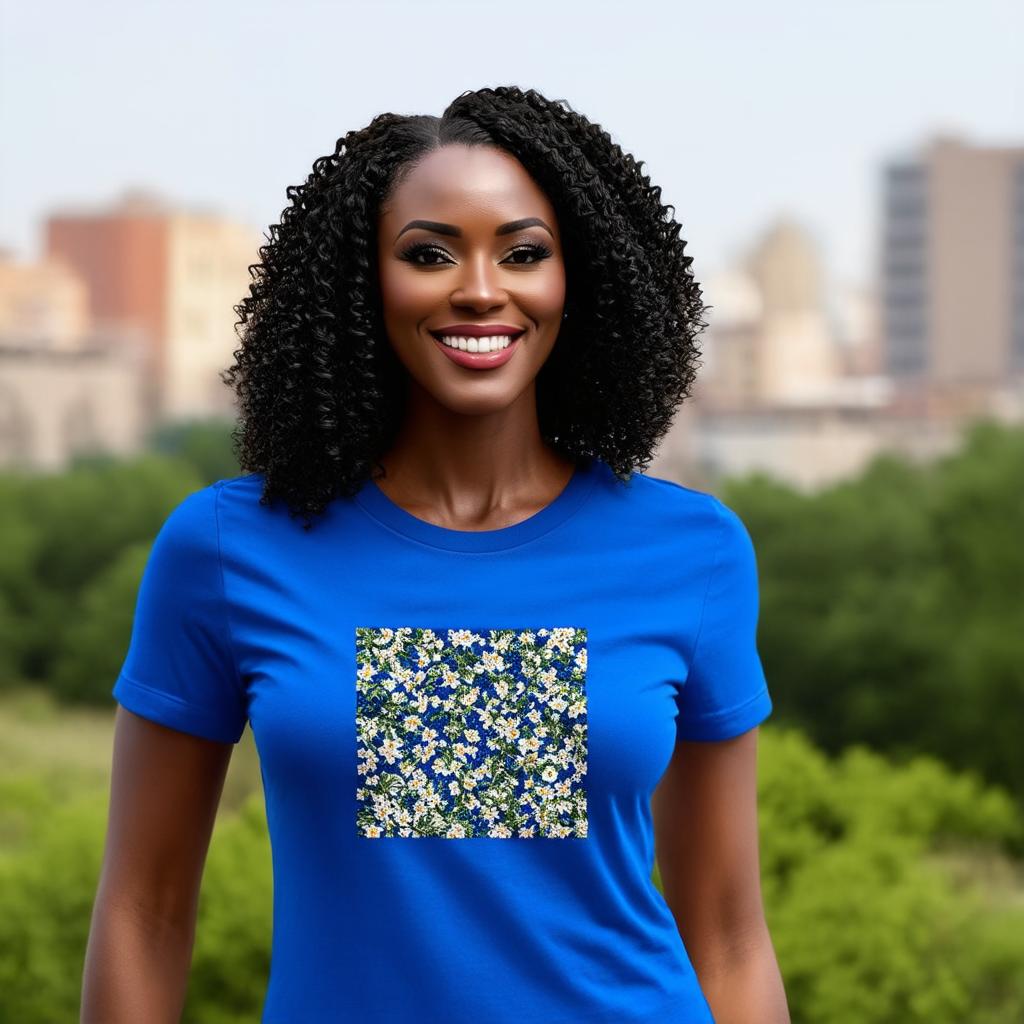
428, 324, 526, 370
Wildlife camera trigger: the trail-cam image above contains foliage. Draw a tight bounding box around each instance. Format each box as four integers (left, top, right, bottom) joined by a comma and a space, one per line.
0, 779, 271, 1024
654, 726, 1024, 1023
145, 417, 241, 485
721, 417, 1024, 805
0, 454, 207, 695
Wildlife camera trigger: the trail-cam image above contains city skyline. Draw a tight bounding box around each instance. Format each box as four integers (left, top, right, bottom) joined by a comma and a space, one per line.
1, 0, 1020, 291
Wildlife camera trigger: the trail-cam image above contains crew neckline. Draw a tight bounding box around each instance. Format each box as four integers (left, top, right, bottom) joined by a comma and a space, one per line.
353, 456, 601, 552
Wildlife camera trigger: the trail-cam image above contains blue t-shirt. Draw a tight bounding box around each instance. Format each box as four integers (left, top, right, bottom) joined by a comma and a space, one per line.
112, 454, 773, 1023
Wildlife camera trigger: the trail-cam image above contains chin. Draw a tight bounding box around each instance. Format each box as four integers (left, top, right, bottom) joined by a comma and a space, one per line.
430, 382, 526, 417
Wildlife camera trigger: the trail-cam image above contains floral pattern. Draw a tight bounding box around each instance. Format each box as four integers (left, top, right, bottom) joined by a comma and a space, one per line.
355, 626, 588, 839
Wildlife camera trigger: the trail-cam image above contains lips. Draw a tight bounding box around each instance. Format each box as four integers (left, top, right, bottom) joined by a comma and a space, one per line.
428, 324, 526, 340
429, 325, 523, 370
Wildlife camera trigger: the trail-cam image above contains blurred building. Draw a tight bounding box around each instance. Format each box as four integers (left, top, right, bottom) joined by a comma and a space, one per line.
650, 214, 970, 490
0, 343, 146, 471
746, 219, 845, 406
881, 135, 1024, 414
0, 249, 147, 470
0, 249, 91, 350
692, 219, 854, 411
834, 281, 884, 377
651, 218, 919, 491
46, 188, 261, 421
650, 136, 1024, 492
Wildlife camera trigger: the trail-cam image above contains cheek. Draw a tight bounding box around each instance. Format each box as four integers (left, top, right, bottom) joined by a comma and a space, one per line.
378, 265, 440, 326
378, 258, 567, 330
516, 263, 567, 325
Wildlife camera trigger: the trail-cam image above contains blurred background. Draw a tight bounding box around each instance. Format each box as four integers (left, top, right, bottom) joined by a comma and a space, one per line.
1, 1, 1022, 1021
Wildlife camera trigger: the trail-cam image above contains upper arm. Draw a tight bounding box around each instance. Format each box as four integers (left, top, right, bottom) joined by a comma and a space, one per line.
673, 497, 772, 744
100, 707, 234, 926
651, 493, 770, 950
654, 497, 773, 957
111, 482, 249, 746
99, 480, 249, 921
651, 726, 766, 960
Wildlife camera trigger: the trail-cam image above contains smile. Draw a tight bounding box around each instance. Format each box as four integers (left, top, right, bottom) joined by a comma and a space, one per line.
432, 332, 520, 353
427, 328, 525, 370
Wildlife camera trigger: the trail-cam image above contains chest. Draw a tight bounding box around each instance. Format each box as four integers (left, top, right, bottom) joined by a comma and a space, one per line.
227, 541, 700, 828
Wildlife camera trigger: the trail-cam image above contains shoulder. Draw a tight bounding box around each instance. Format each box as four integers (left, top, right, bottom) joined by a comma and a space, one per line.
150, 474, 264, 558
215, 472, 264, 505
154, 480, 225, 546
138, 482, 239, 585
607, 466, 724, 535
210, 472, 280, 528
208, 471, 348, 547
215, 471, 330, 524
610, 466, 758, 565
160, 473, 264, 521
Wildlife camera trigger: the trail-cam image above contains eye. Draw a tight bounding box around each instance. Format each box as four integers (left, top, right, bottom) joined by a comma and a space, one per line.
398, 243, 453, 267
397, 241, 554, 267
502, 244, 553, 266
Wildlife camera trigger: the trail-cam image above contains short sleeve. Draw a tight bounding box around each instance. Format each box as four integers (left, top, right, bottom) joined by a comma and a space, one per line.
112, 481, 249, 744
675, 496, 773, 742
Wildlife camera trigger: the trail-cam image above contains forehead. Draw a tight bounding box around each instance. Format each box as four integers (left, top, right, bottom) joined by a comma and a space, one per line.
380, 145, 558, 229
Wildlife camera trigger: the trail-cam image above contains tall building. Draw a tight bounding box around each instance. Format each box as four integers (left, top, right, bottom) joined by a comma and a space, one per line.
45, 189, 262, 420
881, 135, 1024, 402
651, 219, 939, 493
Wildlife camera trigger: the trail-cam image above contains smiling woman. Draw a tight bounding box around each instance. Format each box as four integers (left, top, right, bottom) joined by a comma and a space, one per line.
85, 85, 788, 1024
211, 85, 712, 528
374, 144, 569, 464
394, 213, 544, 362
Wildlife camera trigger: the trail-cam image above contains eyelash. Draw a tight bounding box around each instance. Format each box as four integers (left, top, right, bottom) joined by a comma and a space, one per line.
397, 242, 553, 267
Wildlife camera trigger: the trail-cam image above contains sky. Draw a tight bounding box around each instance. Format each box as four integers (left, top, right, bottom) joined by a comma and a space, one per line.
0, 0, 1020, 293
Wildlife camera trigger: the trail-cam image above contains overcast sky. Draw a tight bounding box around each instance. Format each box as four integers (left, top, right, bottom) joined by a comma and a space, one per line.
1, 0, 1020, 293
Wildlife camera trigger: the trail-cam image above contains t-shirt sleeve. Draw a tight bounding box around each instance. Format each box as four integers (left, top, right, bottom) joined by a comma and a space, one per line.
675, 496, 774, 742
111, 481, 249, 744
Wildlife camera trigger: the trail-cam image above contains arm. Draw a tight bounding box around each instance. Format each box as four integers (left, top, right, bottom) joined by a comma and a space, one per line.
651, 726, 790, 1024
81, 707, 234, 1024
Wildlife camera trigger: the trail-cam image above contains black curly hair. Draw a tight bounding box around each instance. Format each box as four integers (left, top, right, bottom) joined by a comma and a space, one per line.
222, 84, 710, 530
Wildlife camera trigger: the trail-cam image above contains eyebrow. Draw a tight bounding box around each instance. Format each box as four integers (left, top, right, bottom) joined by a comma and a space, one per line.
395, 217, 554, 242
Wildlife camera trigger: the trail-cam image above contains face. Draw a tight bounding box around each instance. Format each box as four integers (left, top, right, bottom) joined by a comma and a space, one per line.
377, 144, 567, 418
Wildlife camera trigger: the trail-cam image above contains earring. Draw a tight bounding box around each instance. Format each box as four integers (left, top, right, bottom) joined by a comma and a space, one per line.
563, 311, 569, 319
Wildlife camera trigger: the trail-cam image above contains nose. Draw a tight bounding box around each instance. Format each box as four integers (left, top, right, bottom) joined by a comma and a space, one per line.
449, 251, 508, 311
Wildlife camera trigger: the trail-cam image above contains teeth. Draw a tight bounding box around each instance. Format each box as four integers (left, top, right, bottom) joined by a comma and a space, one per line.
437, 335, 515, 353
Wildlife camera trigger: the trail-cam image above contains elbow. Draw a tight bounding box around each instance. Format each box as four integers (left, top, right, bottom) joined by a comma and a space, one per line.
664, 883, 771, 975
684, 909, 774, 978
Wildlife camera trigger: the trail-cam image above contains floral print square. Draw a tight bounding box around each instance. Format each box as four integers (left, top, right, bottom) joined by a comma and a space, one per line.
355, 626, 588, 839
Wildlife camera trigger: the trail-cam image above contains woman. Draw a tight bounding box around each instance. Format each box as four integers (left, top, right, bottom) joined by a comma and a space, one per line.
82, 85, 789, 1023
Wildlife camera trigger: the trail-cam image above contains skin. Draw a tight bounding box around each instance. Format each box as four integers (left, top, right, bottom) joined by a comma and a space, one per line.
374, 143, 577, 527
82, 141, 787, 1023
81, 713, 232, 1022
653, 731, 790, 1022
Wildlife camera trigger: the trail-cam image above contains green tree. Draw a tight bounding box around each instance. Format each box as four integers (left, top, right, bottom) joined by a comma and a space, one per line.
724, 417, 1024, 801
49, 542, 150, 704
654, 726, 1024, 1023
0, 455, 204, 696
146, 418, 240, 484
